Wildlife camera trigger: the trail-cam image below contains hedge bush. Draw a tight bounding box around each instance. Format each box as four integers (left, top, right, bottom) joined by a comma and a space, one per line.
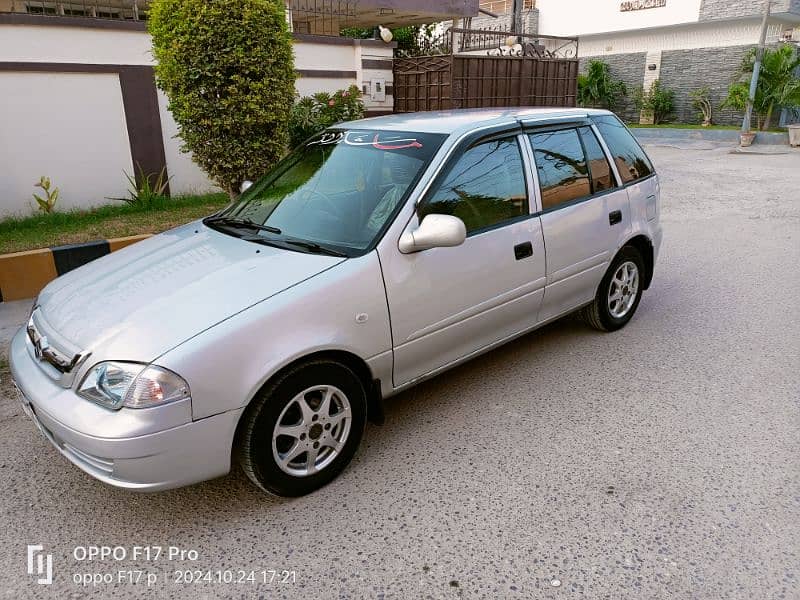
149, 0, 295, 195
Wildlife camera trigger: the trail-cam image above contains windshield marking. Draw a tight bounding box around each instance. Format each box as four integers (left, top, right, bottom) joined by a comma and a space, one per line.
308, 130, 424, 150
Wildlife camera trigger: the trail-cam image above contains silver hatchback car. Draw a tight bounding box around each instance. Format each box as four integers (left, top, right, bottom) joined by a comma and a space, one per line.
10, 108, 662, 496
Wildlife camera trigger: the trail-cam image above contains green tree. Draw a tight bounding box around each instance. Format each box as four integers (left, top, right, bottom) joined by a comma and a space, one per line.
690, 87, 713, 126
722, 44, 800, 130
577, 60, 627, 111
149, 0, 296, 196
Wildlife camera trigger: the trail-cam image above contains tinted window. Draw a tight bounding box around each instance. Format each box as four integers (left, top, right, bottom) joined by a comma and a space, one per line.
529, 129, 590, 210
420, 137, 528, 233
591, 114, 654, 184
578, 126, 616, 193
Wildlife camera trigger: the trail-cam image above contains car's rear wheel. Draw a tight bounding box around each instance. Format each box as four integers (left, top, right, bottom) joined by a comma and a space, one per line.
237, 360, 367, 496
582, 246, 645, 332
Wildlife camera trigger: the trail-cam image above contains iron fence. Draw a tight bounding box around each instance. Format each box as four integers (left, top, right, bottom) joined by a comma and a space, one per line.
453, 27, 578, 58
398, 27, 578, 60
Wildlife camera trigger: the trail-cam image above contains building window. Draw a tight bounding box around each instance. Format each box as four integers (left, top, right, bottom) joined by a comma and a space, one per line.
479, 0, 535, 14
26, 4, 57, 14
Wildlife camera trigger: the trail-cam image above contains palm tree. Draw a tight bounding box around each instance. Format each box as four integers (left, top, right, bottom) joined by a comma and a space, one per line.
577, 60, 627, 112
722, 44, 800, 130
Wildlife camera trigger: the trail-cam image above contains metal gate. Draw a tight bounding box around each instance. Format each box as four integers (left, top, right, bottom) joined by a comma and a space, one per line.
393, 28, 579, 113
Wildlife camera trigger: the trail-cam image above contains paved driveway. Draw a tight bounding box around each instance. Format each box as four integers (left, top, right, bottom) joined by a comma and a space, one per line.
0, 145, 798, 599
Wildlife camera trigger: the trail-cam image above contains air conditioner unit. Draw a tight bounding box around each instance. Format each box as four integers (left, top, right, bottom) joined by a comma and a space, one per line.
782, 28, 800, 42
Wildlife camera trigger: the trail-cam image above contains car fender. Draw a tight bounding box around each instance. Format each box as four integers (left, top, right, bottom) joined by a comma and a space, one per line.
156, 251, 392, 420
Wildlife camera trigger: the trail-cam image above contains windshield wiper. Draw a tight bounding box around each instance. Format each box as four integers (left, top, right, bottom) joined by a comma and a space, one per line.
238, 235, 347, 257
205, 216, 282, 234
281, 239, 348, 257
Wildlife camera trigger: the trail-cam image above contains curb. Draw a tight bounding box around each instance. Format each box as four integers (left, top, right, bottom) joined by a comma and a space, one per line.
631, 127, 790, 145
0, 234, 151, 302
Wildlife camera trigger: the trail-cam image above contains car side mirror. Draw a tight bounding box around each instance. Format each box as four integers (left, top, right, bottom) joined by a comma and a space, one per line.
398, 214, 467, 254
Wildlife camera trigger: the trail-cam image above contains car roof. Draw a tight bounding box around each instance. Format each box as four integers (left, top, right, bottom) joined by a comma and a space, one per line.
345, 107, 613, 136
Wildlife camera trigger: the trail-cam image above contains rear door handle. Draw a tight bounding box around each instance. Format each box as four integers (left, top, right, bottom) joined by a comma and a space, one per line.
514, 241, 533, 260
609, 210, 622, 226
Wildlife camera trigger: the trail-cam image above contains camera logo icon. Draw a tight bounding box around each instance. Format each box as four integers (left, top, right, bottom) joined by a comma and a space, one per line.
27, 545, 53, 585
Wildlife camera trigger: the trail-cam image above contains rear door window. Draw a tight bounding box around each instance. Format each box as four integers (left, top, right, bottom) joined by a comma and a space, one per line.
528, 128, 591, 211
578, 126, 617, 193
591, 114, 654, 184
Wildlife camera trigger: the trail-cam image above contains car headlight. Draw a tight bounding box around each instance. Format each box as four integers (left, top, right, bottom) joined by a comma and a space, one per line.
78, 361, 190, 410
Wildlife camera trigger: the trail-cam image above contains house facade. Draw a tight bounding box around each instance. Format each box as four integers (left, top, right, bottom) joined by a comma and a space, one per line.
0, 0, 477, 218
469, 0, 800, 124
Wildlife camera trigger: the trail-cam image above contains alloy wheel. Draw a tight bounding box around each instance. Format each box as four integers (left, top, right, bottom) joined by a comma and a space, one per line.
272, 385, 352, 477
607, 260, 639, 319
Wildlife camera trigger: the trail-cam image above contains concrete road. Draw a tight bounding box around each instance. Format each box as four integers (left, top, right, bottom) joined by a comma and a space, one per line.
0, 145, 798, 599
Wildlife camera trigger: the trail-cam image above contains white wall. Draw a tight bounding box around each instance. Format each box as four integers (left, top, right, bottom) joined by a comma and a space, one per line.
0, 24, 395, 218
293, 38, 394, 113
0, 24, 152, 64
0, 72, 134, 216
578, 19, 786, 55
156, 90, 218, 196
294, 41, 356, 71
537, 0, 703, 37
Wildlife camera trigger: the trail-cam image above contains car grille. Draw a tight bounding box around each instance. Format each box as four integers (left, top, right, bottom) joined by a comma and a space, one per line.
26, 309, 86, 387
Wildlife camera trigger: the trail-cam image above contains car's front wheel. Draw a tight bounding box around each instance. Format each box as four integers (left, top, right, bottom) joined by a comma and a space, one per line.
237, 360, 367, 496
582, 245, 645, 332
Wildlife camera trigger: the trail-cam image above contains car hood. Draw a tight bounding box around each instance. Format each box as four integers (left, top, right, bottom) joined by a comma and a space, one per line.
37, 222, 345, 362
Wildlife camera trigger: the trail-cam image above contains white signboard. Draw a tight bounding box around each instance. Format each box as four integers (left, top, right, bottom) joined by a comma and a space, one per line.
620, 0, 667, 12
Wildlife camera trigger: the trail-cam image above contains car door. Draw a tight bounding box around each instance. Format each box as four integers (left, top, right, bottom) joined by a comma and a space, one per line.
590, 113, 660, 251
379, 132, 547, 387
525, 124, 631, 323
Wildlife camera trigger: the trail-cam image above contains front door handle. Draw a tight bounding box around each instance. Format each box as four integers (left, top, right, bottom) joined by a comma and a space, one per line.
609, 210, 622, 226
514, 241, 533, 260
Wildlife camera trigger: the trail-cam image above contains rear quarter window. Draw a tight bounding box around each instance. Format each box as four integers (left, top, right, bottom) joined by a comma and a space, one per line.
591, 115, 654, 184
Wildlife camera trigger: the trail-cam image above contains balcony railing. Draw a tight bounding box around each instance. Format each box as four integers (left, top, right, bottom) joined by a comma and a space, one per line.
288, 0, 358, 35
479, 0, 535, 15
2, 0, 151, 20
1, 0, 359, 26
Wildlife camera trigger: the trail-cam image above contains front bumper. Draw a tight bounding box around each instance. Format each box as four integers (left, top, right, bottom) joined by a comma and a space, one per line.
9, 328, 244, 491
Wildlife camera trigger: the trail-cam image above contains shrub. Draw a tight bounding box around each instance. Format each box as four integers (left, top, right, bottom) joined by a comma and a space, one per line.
633, 80, 675, 125
690, 87, 713, 126
577, 60, 627, 111
341, 24, 435, 56
109, 166, 171, 208
722, 44, 800, 130
149, 0, 296, 197
289, 85, 365, 147
32, 176, 59, 214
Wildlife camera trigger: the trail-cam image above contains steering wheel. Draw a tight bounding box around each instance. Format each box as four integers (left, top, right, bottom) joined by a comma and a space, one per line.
302, 188, 338, 215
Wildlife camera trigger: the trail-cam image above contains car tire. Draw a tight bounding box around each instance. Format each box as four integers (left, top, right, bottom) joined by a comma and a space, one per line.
582, 245, 645, 332
236, 360, 367, 497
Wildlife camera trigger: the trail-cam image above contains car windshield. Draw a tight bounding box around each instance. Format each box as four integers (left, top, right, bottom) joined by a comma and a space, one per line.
208, 129, 446, 256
